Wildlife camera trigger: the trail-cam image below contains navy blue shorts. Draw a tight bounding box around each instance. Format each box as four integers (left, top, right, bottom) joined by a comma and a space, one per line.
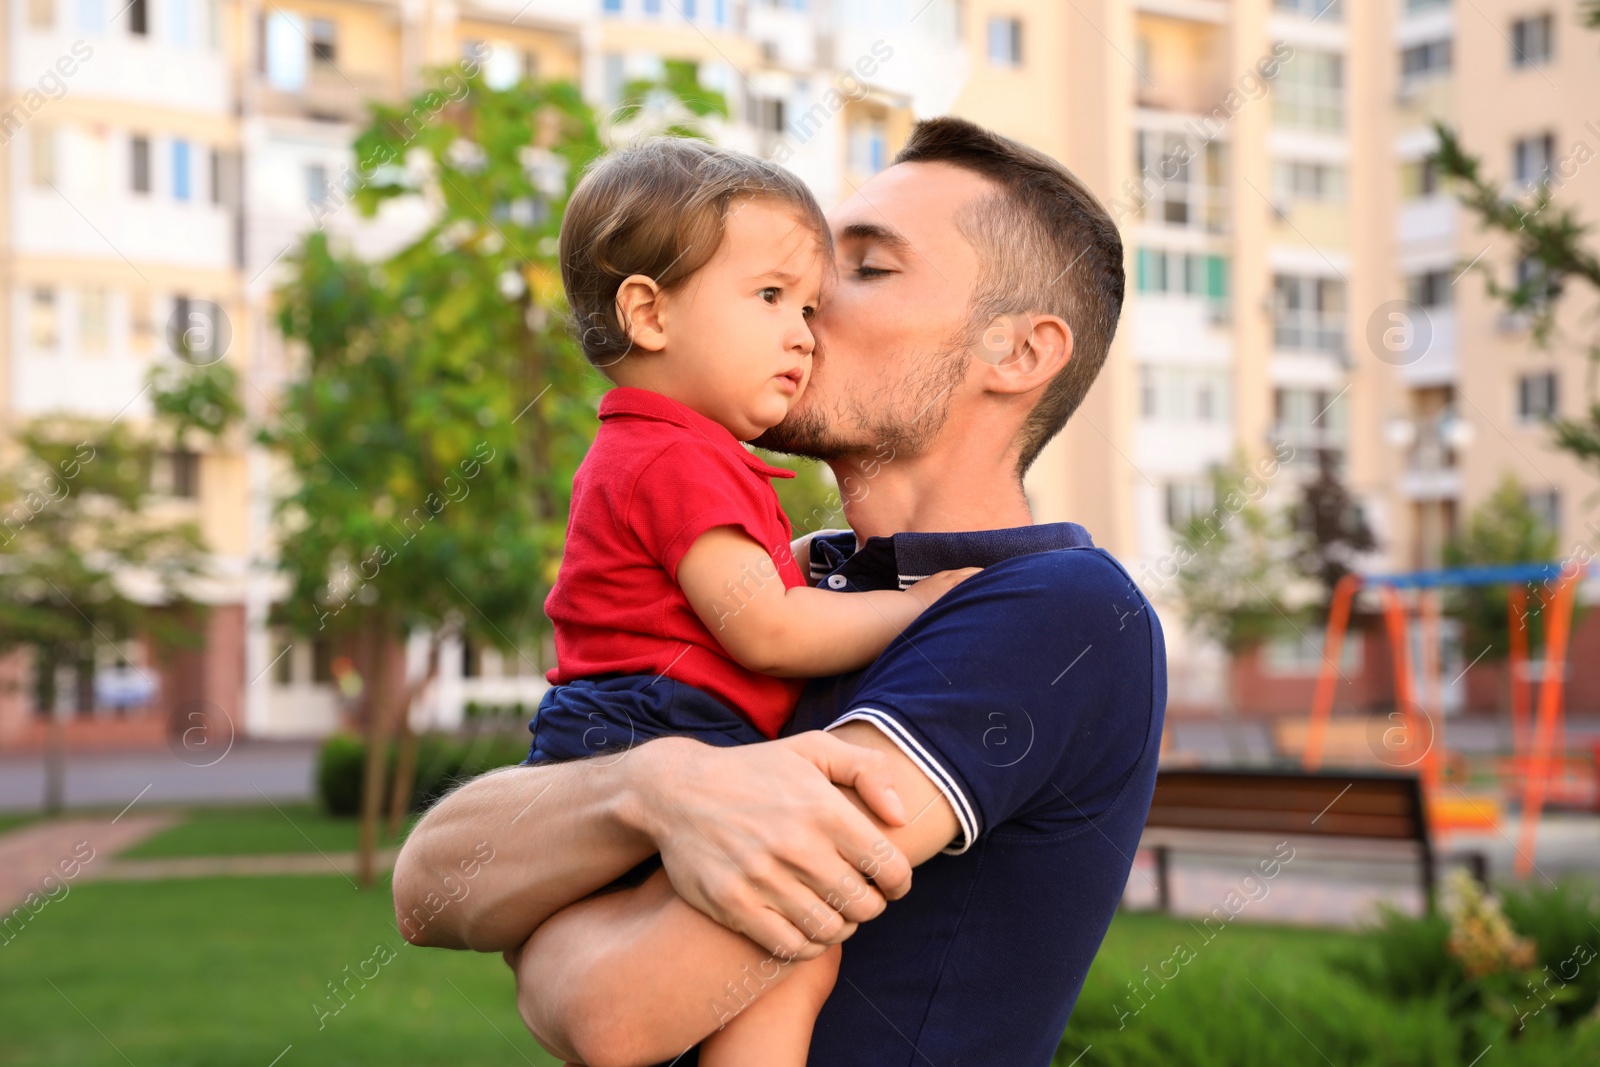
523, 674, 769, 766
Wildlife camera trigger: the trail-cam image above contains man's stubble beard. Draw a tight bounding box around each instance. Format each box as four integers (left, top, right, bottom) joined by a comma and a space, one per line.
754, 330, 970, 464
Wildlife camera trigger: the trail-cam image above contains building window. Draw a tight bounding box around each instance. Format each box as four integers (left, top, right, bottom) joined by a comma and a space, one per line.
130, 135, 151, 193
1137, 249, 1229, 303
1165, 480, 1216, 528
1274, 386, 1347, 464
1138, 365, 1232, 424
1400, 38, 1452, 86
168, 0, 190, 45
986, 17, 1023, 67
272, 632, 295, 685
128, 0, 146, 35
1526, 489, 1560, 534
310, 18, 337, 64
848, 118, 886, 174
1406, 269, 1452, 308
1136, 133, 1228, 231
713, 0, 726, 26
643, 0, 662, 14
1513, 133, 1555, 188
1517, 372, 1558, 422
78, 0, 107, 34
79, 288, 109, 353
306, 163, 328, 204
172, 140, 192, 201
1400, 157, 1440, 199
1274, 49, 1343, 132
1272, 160, 1346, 203
31, 125, 57, 188
1273, 275, 1346, 354
151, 450, 201, 499
311, 638, 334, 683
265, 11, 308, 91
30, 288, 59, 350
601, 0, 622, 13
755, 96, 785, 135
1511, 14, 1553, 68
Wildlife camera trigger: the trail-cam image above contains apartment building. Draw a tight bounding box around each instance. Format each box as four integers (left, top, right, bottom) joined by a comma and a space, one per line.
954, 0, 1600, 717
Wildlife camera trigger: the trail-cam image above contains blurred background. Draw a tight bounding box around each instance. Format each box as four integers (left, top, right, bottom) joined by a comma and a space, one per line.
2, 0, 1600, 1064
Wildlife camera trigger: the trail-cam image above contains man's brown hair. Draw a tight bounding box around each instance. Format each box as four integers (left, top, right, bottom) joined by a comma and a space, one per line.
894, 117, 1125, 475
560, 137, 830, 367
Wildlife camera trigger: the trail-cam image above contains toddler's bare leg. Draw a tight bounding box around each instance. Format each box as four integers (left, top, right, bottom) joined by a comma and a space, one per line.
513, 867, 833, 1067
698, 943, 838, 1067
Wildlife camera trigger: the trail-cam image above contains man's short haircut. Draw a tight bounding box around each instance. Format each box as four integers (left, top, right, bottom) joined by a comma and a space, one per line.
894, 117, 1125, 475
560, 137, 830, 368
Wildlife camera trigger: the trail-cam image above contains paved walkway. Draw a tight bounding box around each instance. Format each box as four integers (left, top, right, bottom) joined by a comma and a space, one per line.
0, 813, 178, 911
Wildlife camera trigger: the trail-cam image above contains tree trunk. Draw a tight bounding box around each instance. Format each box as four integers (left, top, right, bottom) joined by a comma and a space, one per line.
356, 615, 394, 889
40, 648, 64, 815
385, 635, 442, 838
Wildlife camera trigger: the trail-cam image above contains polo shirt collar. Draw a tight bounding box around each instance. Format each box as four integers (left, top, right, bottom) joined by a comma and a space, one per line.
598, 386, 795, 481
810, 522, 1095, 591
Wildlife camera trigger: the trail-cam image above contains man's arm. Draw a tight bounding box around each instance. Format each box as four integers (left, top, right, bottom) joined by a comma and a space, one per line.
392, 730, 915, 954
509, 721, 959, 1066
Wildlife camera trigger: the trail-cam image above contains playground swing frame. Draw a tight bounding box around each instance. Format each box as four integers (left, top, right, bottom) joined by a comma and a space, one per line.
1300, 563, 1583, 879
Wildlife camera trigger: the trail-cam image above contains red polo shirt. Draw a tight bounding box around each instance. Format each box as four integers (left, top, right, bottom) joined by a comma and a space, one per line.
544, 387, 807, 738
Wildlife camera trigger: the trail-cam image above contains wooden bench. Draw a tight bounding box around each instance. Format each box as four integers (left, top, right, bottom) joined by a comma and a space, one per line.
1139, 768, 1483, 914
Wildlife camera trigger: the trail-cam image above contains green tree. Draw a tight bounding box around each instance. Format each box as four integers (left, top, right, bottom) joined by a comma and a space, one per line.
1171, 461, 1303, 656
0, 419, 209, 812
1291, 450, 1377, 610
1442, 475, 1562, 660
265, 66, 728, 884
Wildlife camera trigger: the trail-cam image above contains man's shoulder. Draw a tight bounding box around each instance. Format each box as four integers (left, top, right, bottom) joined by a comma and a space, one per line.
962, 545, 1158, 637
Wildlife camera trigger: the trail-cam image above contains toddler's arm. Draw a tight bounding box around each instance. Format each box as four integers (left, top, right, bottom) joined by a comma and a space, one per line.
677, 526, 977, 677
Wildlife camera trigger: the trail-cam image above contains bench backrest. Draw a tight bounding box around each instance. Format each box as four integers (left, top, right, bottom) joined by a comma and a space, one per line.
1146, 769, 1429, 844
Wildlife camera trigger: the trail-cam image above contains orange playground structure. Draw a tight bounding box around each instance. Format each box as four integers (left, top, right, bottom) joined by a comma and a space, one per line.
1301, 563, 1589, 878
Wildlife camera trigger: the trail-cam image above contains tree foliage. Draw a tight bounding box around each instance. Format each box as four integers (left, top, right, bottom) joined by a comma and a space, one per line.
1442, 476, 1563, 659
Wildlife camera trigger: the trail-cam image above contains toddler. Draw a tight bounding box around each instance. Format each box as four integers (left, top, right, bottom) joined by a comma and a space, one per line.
522, 138, 975, 1064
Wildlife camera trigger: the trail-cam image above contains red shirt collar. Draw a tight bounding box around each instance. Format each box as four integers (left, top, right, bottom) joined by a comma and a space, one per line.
598, 387, 796, 481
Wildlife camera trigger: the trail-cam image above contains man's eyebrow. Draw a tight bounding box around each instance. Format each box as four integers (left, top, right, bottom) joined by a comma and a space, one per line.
837, 221, 911, 251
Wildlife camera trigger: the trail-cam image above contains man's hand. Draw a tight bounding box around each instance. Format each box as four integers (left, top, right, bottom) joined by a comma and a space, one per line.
905, 567, 982, 609
626, 731, 914, 960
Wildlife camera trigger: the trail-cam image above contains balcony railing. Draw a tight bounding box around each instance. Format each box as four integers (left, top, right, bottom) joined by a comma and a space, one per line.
1274, 313, 1347, 357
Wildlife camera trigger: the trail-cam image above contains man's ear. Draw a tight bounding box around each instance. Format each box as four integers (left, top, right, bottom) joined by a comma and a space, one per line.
976, 313, 1073, 394
615, 274, 668, 353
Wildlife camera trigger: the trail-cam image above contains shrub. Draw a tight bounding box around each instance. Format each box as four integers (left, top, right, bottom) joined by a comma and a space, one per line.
315, 731, 531, 818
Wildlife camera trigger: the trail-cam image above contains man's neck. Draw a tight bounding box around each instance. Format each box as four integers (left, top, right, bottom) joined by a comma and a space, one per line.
831, 445, 1034, 544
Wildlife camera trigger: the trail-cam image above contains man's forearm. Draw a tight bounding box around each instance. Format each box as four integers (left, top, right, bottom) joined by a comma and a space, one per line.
393, 755, 657, 952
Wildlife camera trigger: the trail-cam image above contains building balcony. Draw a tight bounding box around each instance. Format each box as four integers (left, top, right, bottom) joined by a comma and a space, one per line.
1398, 195, 1457, 249
1396, 307, 1459, 387
252, 67, 398, 124
1133, 0, 1230, 24
1274, 315, 1347, 362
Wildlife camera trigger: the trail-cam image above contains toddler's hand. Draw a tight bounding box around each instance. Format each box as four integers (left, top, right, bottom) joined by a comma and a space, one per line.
905, 567, 982, 609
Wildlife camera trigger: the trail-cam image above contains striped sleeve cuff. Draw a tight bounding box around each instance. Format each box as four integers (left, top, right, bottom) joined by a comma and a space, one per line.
826, 707, 979, 855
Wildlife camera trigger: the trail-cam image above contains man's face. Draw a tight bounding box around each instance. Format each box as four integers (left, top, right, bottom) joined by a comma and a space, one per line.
756, 162, 993, 461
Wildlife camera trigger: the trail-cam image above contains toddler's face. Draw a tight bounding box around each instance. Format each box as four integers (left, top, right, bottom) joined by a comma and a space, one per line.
657, 199, 828, 440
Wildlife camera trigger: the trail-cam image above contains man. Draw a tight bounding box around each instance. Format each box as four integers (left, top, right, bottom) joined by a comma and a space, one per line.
394, 116, 1166, 1066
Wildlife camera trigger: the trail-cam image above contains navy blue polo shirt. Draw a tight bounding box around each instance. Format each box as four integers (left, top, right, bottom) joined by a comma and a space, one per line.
781, 522, 1167, 1066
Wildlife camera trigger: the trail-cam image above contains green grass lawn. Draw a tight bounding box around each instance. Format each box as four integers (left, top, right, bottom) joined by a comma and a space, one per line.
120, 804, 417, 860
0, 811, 40, 835
0, 875, 560, 1067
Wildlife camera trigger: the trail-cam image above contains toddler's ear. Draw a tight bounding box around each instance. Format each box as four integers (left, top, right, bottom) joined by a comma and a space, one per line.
615, 274, 668, 352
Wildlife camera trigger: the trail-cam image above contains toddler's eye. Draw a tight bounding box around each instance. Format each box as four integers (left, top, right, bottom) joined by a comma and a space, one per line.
802, 306, 817, 320
759, 287, 780, 304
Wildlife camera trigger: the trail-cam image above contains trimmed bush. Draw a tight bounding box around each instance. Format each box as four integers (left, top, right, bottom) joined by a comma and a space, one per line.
315, 731, 531, 818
